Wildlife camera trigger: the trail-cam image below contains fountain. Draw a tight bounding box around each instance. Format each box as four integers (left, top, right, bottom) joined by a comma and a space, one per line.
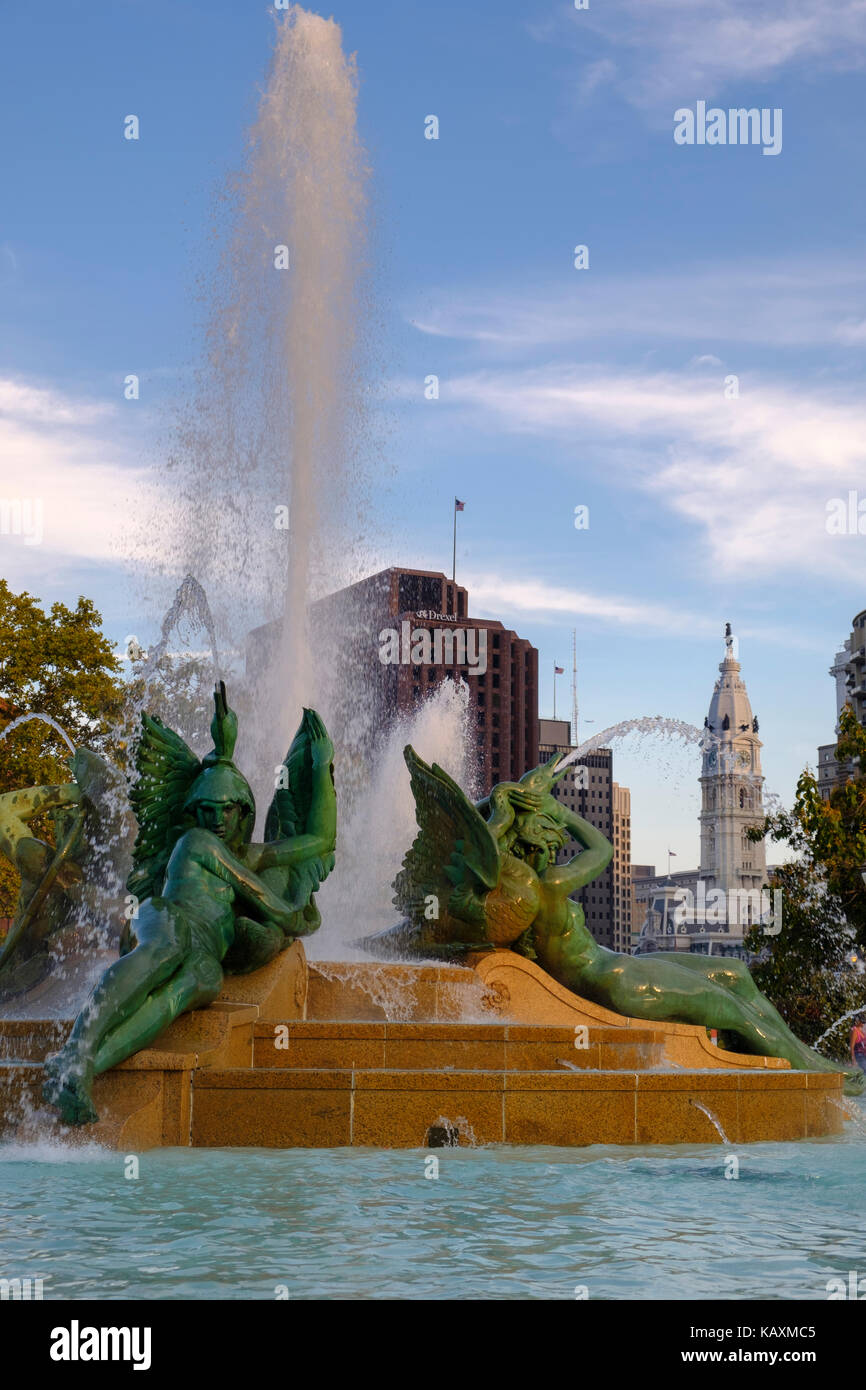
0, 6, 855, 1156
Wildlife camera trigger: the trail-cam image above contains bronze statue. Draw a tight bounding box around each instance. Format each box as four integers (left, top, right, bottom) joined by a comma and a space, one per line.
0, 748, 131, 997
362, 747, 863, 1092
42, 684, 336, 1124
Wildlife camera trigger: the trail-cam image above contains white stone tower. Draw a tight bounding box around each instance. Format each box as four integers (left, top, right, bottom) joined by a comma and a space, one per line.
699, 624, 767, 898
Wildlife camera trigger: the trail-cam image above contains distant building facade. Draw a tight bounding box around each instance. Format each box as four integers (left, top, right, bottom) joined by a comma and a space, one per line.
635, 625, 767, 957
537, 717, 632, 953
817, 613, 866, 799
305, 566, 539, 786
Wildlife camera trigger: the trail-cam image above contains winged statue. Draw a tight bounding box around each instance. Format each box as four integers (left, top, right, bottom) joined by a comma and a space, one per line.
361, 745, 864, 1093
43, 684, 336, 1125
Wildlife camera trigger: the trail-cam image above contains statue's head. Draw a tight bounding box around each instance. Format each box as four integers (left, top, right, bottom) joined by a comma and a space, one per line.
509, 810, 568, 874
182, 683, 256, 851
184, 768, 256, 852
517, 752, 571, 798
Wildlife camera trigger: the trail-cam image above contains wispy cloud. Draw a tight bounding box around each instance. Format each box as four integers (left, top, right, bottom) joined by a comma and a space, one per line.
441, 364, 866, 580
0, 375, 158, 575
462, 569, 822, 654
466, 571, 705, 631
409, 259, 866, 350
530, 0, 866, 111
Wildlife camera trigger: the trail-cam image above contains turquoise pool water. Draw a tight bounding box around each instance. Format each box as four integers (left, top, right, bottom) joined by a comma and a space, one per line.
2, 1108, 865, 1300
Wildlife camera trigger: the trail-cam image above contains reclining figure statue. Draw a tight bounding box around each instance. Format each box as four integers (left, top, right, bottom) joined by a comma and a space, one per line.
43, 684, 336, 1125
360, 747, 862, 1093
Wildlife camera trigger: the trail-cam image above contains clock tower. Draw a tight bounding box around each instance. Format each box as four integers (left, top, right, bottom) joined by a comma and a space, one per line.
699, 624, 767, 899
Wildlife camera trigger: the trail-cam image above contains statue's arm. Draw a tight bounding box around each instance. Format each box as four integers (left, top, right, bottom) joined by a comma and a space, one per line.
185, 830, 298, 928
542, 807, 612, 894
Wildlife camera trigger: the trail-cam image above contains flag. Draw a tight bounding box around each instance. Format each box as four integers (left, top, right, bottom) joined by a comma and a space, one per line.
668, 849, 677, 856
455, 498, 465, 511
554, 666, 564, 675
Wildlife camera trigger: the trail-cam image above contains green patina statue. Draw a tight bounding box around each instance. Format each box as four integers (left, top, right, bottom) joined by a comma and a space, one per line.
42, 684, 336, 1125
0, 749, 132, 997
362, 747, 862, 1092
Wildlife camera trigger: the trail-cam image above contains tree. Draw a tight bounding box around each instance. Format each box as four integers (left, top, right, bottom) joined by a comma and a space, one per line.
0, 581, 125, 916
744, 705, 866, 1054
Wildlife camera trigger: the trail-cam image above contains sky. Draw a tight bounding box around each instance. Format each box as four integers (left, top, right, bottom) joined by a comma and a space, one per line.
1, 0, 865, 869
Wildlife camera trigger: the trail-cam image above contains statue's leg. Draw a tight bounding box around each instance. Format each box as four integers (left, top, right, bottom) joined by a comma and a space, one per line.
91, 951, 223, 1075
645, 952, 852, 1072
42, 902, 190, 1124
598, 955, 857, 1079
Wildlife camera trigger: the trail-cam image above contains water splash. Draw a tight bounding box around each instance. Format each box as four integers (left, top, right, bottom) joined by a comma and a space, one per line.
312, 680, 477, 957
690, 1099, 732, 1144
0, 713, 75, 756
136, 574, 220, 686
555, 715, 782, 813
148, 5, 372, 803
814, 1006, 866, 1051
558, 717, 708, 769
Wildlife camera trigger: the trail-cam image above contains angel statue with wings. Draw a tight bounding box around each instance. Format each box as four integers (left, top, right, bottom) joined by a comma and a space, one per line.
361, 747, 862, 1092
43, 684, 336, 1125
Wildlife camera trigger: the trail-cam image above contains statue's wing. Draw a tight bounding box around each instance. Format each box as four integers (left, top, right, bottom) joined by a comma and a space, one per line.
127, 713, 201, 902
264, 708, 336, 900
393, 746, 501, 926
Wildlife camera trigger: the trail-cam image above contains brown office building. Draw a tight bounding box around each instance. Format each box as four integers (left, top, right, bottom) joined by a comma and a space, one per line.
310, 567, 539, 785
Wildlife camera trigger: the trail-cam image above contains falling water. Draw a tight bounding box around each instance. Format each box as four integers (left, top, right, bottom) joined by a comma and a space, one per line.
814, 1006, 866, 1051
0, 713, 76, 756
555, 716, 781, 813
152, 5, 372, 806
690, 1099, 732, 1145
136, 575, 220, 687
312, 680, 478, 958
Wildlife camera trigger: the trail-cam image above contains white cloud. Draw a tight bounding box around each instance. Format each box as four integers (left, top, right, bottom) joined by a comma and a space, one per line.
442, 364, 866, 580
0, 375, 159, 575
410, 259, 866, 349
466, 571, 705, 631
531, 0, 866, 111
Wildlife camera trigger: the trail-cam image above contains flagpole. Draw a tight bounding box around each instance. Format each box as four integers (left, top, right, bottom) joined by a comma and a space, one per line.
553, 661, 557, 720
452, 502, 457, 582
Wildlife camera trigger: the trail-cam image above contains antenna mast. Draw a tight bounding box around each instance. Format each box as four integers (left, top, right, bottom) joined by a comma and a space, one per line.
571, 628, 578, 748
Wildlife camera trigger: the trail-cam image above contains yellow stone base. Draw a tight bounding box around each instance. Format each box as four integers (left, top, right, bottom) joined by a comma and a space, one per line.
0, 942, 848, 1150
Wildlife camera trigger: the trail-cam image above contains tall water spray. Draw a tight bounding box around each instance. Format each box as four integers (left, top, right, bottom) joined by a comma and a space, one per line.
160, 6, 370, 797
151, 7, 475, 946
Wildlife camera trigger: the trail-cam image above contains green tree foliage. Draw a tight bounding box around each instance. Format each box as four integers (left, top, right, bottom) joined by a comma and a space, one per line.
745, 706, 866, 1053
0, 581, 125, 915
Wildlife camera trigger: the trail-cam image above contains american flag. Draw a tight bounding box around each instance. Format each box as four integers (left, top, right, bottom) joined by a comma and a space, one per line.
455, 498, 465, 511
554, 665, 564, 675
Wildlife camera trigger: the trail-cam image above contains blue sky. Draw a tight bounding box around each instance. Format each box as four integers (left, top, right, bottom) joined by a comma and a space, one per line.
1, 0, 865, 868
